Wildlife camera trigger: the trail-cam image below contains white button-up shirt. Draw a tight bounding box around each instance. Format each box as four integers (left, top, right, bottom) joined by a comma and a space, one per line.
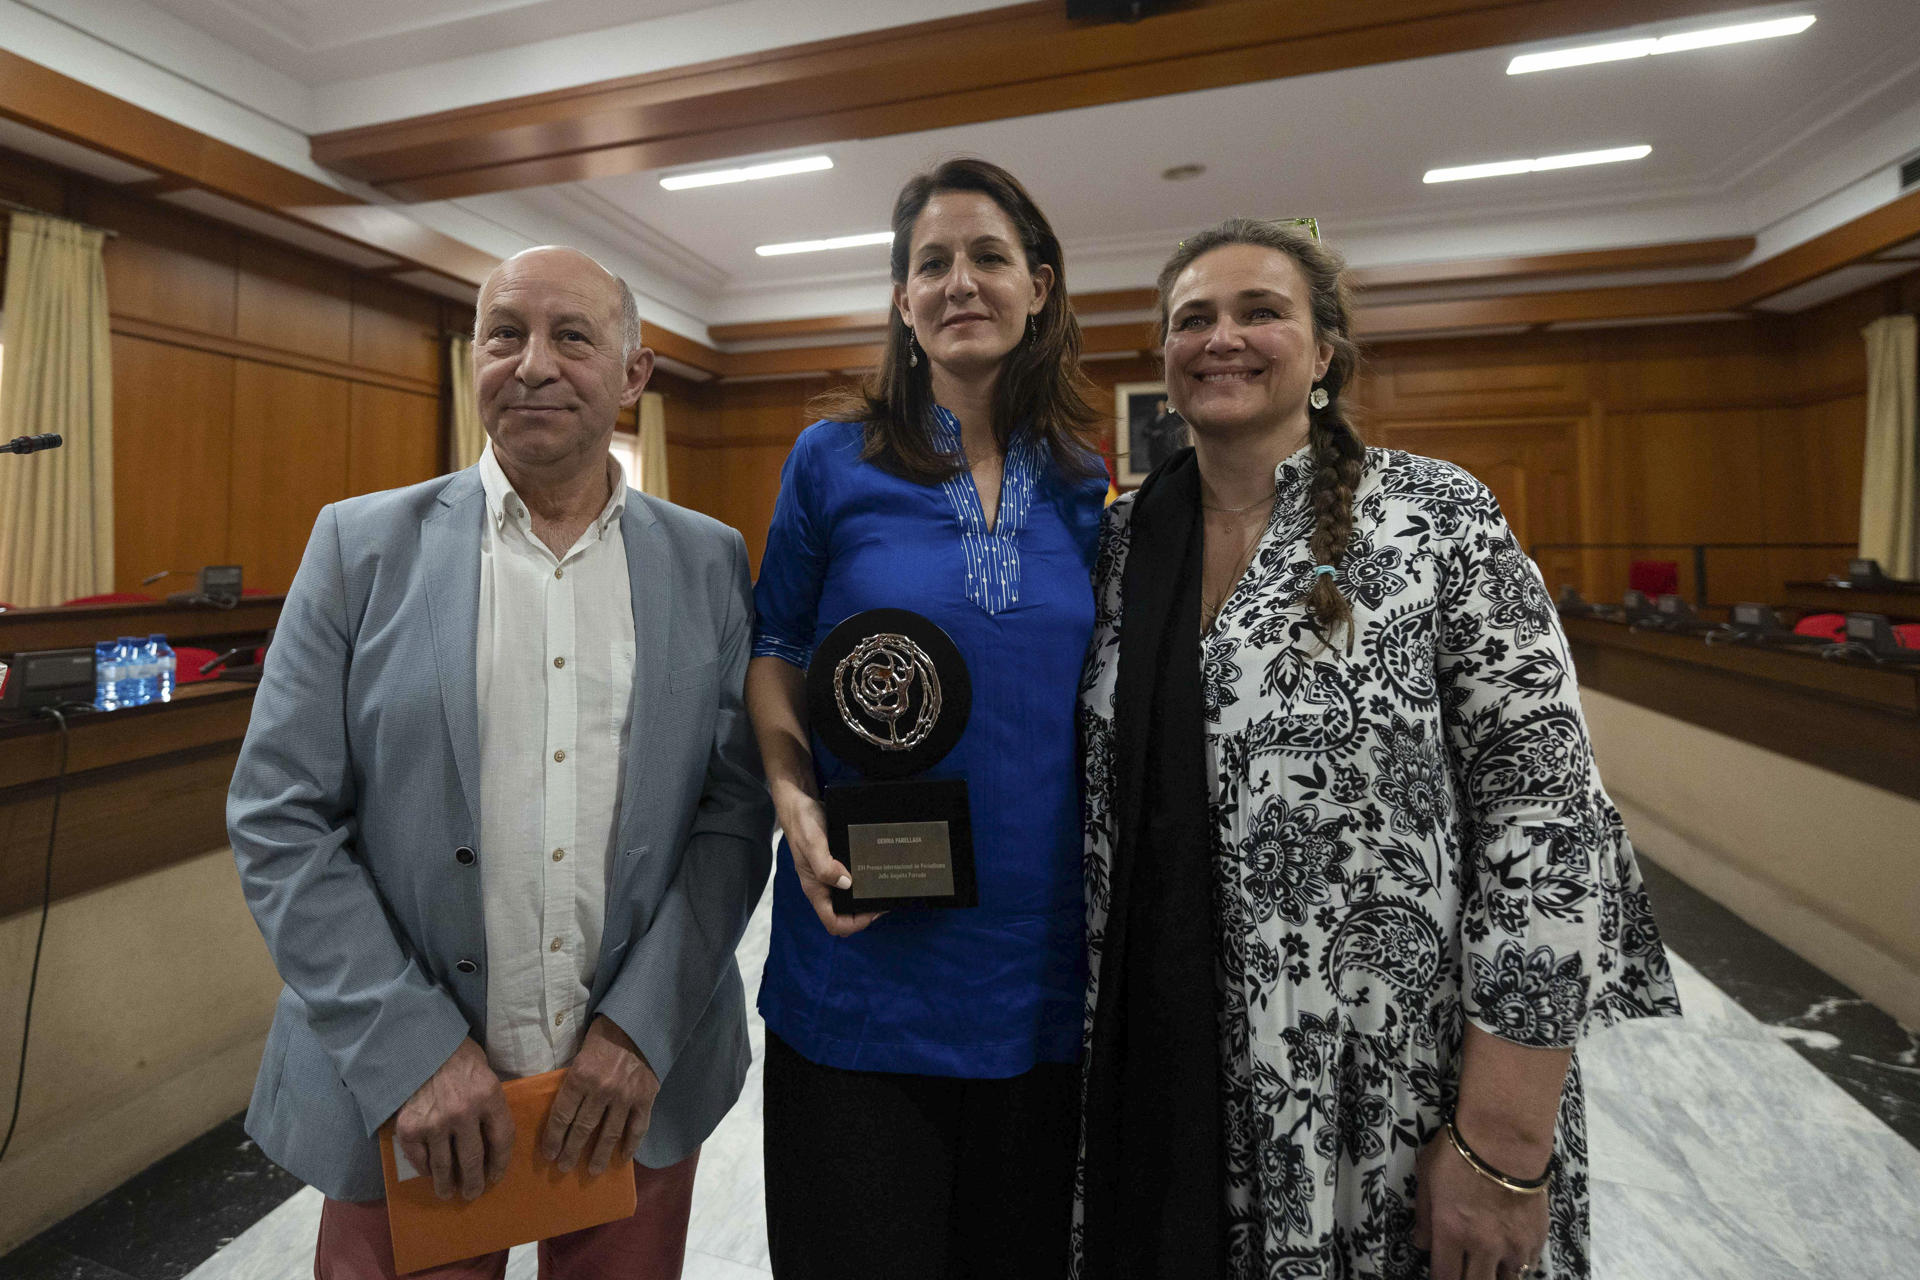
476, 442, 636, 1077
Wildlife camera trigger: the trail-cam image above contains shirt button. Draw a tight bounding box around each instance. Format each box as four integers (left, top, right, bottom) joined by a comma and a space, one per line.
554, 1012, 565, 1028
554, 567, 564, 580
553, 749, 566, 763
550, 937, 563, 952
456, 959, 477, 974
454, 846, 476, 866
552, 848, 565, 861
553, 656, 565, 669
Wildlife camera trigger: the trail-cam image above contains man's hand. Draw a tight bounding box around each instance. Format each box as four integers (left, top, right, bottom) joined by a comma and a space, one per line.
394, 1038, 513, 1202
542, 1016, 661, 1175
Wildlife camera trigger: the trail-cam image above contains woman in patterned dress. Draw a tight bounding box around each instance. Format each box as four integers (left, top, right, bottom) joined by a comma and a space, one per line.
1075, 219, 1680, 1280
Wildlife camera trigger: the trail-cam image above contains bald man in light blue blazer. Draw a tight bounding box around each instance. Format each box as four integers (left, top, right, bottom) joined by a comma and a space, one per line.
229, 247, 772, 1274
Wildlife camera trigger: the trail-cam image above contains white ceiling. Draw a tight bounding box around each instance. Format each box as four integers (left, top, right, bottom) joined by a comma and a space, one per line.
483, 0, 1920, 322
3, 0, 1917, 335
140, 0, 733, 84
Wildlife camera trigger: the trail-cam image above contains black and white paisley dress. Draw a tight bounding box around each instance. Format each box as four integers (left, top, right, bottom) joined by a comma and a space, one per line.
1074, 446, 1681, 1279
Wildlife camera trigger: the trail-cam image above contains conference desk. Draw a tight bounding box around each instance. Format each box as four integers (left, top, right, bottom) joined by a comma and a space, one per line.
1563, 613, 1920, 1030
0, 680, 258, 918
1562, 614, 1920, 803
1779, 579, 1920, 621
0, 599, 282, 1252
1, 596, 280, 916
0, 594, 284, 652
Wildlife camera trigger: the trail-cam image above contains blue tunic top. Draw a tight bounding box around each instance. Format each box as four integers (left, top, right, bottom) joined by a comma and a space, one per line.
752, 412, 1106, 1077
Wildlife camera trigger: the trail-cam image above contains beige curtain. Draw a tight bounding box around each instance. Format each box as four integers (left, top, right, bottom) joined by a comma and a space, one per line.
446, 335, 486, 472
637, 390, 670, 499
0, 213, 114, 606
1860, 315, 1918, 579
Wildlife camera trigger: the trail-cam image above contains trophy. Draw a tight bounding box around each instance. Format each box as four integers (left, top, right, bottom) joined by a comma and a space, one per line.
806, 609, 976, 914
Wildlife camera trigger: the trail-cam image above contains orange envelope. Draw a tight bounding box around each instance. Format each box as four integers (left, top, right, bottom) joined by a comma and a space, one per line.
378, 1067, 638, 1274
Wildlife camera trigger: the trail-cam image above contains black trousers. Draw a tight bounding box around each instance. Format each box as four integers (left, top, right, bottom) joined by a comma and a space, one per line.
762, 1031, 1080, 1280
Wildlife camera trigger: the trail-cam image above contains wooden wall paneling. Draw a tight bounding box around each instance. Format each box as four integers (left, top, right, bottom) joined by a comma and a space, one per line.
1368, 418, 1581, 585
702, 379, 822, 569
235, 239, 353, 365
1574, 403, 1616, 606
1364, 334, 1589, 419
109, 335, 236, 592
347, 383, 441, 498
651, 381, 721, 523
1607, 408, 1771, 604
228, 364, 351, 591
0, 746, 240, 918
1588, 321, 1764, 411
352, 276, 443, 384
1757, 396, 1866, 593
0, 145, 71, 216
86, 188, 238, 338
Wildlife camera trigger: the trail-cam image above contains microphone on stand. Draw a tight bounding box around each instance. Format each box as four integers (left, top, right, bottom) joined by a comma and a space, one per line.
1, 434, 63, 454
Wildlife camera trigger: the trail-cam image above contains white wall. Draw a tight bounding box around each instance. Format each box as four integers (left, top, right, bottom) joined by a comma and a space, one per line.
0, 847, 283, 1253
1582, 688, 1920, 1028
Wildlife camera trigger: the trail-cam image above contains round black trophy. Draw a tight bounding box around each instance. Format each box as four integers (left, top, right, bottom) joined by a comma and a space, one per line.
805, 609, 976, 913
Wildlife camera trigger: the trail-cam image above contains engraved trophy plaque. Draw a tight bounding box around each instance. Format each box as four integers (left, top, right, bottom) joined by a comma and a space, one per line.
806, 609, 976, 914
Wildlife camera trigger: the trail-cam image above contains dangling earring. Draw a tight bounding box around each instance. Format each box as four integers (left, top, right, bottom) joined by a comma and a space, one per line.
1309, 384, 1330, 410
908, 328, 919, 368
1028, 314, 1038, 343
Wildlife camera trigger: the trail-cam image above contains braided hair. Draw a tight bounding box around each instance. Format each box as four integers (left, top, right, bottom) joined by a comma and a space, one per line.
1154, 218, 1364, 651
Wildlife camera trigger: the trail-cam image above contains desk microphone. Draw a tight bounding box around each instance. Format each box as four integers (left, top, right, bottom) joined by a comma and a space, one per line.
1, 433, 63, 454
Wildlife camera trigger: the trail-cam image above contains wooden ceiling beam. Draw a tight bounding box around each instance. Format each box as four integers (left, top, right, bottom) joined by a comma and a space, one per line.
0, 47, 499, 287
311, 0, 1743, 201
1348, 236, 1756, 289
696, 198, 1920, 375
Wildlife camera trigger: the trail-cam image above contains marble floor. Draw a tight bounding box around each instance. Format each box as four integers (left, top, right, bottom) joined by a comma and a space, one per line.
5, 858, 1917, 1280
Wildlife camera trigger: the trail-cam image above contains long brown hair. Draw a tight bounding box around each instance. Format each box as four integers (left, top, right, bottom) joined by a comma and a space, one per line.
1154, 218, 1365, 649
809, 157, 1101, 483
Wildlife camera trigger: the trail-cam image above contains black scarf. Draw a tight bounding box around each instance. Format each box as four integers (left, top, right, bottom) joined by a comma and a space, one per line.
1080, 447, 1227, 1278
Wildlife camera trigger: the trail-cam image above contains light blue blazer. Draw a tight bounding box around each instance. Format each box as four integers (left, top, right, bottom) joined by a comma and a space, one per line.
228, 467, 774, 1201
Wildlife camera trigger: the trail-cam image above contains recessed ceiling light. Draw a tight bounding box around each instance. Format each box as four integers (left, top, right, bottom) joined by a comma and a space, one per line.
660, 155, 833, 190
756, 231, 895, 257
1508, 15, 1815, 75
1424, 145, 1651, 184
1161, 163, 1206, 181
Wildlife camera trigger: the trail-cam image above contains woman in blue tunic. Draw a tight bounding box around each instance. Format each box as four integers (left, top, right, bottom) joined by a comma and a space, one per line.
746, 158, 1107, 1279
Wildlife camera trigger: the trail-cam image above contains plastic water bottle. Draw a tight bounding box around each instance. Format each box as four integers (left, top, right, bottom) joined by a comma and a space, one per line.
149, 634, 176, 702
116, 635, 149, 706
94, 640, 123, 710
134, 636, 161, 705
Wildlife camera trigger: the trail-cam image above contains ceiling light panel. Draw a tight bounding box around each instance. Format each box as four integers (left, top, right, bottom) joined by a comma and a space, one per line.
660, 155, 834, 190
756, 231, 895, 257
1508, 15, 1815, 75
1424, 145, 1651, 184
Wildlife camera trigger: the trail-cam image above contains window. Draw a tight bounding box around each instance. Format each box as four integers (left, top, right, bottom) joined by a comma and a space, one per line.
609, 430, 640, 490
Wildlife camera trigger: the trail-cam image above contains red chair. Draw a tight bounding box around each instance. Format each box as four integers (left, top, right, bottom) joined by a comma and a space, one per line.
171, 646, 224, 685
63, 592, 157, 606
1628, 560, 1679, 597
1793, 613, 1847, 643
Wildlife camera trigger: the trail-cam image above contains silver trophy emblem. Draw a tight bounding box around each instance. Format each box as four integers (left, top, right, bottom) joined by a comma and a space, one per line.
833, 633, 944, 752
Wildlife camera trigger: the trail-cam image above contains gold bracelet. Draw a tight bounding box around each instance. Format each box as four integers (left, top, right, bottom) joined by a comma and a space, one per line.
1443, 1111, 1551, 1195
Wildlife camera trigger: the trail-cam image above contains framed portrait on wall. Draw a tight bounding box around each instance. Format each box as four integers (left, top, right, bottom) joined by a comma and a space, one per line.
1115, 381, 1187, 486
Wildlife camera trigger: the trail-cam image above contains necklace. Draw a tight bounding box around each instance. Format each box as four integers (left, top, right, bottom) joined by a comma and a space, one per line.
1200, 486, 1278, 514
1200, 500, 1275, 632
